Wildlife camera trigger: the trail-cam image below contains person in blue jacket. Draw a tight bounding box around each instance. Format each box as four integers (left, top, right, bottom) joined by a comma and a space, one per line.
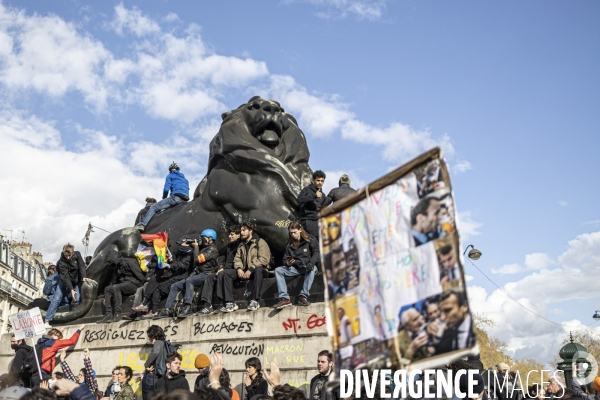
135, 162, 190, 232
43, 265, 69, 307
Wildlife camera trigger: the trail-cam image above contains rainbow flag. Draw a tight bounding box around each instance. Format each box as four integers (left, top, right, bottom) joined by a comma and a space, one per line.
140, 232, 170, 269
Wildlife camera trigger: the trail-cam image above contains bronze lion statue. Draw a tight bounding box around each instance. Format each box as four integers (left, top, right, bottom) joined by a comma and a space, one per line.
53, 96, 314, 322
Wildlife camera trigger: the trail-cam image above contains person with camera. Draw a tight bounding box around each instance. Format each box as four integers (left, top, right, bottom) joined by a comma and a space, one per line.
155, 230, 219, 319
132, 237, 195, 318
99, 250, 145, 323
273, 221, 319, 309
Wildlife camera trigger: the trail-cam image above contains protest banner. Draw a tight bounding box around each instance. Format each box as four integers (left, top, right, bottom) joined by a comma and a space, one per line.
9, 307, 46, 380
9, 307, 46, 340
319, 147, 477, 373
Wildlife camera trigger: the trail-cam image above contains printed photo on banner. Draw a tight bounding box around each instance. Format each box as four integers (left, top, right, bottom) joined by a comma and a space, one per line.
325, 243, 360, 300
321, 214, 341, 254
397, 287, 474, 363
334, 293, 360, 347
415, 159, 446, 198
435, 236, 462, 290
411, 188, 456, 247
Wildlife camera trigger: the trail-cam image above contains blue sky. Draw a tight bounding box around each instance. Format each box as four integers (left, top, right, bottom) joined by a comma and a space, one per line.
0, 0, 598, 363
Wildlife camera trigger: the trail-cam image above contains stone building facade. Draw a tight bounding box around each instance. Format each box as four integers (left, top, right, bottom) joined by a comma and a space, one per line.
0, 236, 46, 334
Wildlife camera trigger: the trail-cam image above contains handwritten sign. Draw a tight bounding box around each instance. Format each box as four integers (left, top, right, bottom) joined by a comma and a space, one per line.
9, 307, 46, 340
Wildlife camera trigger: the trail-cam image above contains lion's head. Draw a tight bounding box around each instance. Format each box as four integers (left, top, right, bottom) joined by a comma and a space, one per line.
195, 96, 312, 200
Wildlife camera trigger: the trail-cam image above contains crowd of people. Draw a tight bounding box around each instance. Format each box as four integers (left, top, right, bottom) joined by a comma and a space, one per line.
3, 324, 340, 400
33, 164, 357, 325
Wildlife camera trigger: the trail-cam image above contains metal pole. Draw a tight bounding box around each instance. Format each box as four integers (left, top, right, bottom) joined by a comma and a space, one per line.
30, 337, 43, 381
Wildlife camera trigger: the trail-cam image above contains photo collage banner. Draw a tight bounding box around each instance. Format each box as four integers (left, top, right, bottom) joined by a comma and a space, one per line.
319, 148, 477, 373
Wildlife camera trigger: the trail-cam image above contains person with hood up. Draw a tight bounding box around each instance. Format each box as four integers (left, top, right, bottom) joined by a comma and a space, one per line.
297, 170, 332, 237
134, 162, 189, 232
132, 238, 194, 318
154, 352, 189, 394
99, 250, 146, 323
6, 335, 32, 387
45, 244, 91, 328
233, 221, 271, 311
203, 224, 242, 314
155, 229, 219, 319
327, 174, 357, 204
135, 198, 157, 226
34, 325, 85, 387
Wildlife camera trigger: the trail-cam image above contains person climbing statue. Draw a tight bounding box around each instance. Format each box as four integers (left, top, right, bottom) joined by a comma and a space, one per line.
134, 162, 190, 232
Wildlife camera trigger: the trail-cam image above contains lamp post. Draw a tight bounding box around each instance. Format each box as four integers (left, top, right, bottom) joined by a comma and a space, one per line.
463, 244, 482, 260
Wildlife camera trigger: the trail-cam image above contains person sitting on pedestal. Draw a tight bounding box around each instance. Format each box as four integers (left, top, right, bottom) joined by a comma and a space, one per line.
134, 162, 189, 232
132, 239, 194, 318
99, 250, 145, 323
205, 225, 242, 313
233, 221, 271, 311
155, 230, 219, 319
273, 222, 319, 309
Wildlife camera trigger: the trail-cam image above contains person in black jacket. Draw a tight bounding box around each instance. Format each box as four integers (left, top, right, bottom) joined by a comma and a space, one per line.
297, 170, 332, 237
273, 222, 319, 309
155, 230, 219, 319
132, 240, 194, 318
46, 243, 90, 327
6, 336, 32, 387
135, 197, 157, 226
327, 174, 357, 204
99, 250, 146, 323
309, 350, 340, 400
154, 352, 190, 394
203, 225, 242, 314
243, 357, 268, 399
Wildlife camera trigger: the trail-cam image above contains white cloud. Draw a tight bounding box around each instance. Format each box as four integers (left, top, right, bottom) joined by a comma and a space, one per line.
457, 211, 483, 241
491, 252, 554, 275
289, 0, 389, 20
558, 200, 568, 207
0, 3, 112, 110
341, 119, 454, 164
164, 12, 181, 23
269, 75, 354, 137
453, 160, 472, 174
110, 3, 160, 37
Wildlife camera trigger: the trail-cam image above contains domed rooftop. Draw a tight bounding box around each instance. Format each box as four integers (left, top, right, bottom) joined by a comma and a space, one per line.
559, 333, 589, 360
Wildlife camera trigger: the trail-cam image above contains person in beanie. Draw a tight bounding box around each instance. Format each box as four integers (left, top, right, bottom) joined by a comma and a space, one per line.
193, 354, 211, 391
297, 170, 332, 237
134, 162, 189, 232
327, 174, 357, 203
273, 221, 319, 309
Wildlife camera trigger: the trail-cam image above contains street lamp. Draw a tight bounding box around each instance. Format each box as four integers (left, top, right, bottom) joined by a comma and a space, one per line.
464, 244, 482, 260
593, 311, 600, 320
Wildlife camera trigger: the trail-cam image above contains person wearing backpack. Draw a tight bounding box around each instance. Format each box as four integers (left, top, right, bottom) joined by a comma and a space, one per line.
154, 352, 190, 394
141, 325, 170, 400
30, 325, 85, 387
232, 221, 271, 311
7, 335, 33, 387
